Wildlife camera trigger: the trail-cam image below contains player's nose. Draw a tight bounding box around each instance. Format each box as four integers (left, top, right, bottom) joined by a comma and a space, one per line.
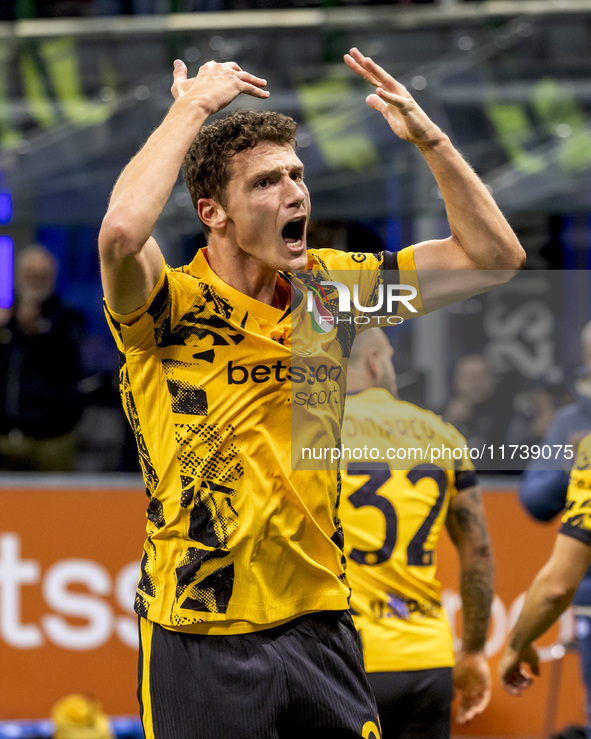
284, 177, 306, 208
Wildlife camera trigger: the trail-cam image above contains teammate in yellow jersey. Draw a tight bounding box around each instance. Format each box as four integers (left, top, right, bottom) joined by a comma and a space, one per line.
341, 328, 495, 738
98, 46, 523, 738
500, 432, 591, 697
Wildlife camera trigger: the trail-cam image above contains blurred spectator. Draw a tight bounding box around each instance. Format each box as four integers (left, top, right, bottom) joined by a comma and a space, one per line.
506, 379, 573, 450
441, 353, 514, 460
52, 694, 114, 739
76, 369, 139, 473
0, 245, 84, 472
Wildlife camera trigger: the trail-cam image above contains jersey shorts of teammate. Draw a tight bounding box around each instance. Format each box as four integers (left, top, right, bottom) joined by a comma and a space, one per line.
104, 244, 421, 738
340, 388, 477, 738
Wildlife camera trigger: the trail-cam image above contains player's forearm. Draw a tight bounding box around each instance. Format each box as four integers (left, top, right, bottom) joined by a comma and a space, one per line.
102, 97, 209, 256
459, 557, 495, 653
508, 567, 576, 653
421, 138, 525, 272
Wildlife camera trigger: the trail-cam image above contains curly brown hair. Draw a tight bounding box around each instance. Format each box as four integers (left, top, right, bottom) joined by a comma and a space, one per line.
182, 109, 298, 232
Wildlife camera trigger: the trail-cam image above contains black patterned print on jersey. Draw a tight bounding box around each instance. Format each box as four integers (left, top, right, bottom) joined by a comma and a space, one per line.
136, 544, 157, 617
146, 496, 165, 530
162, 358, 208, 415
175, 423, 244, 483
119, 360, 161, 508
188, 481, 239, 548
175, 547, 234, 616
152, 277, 245, 350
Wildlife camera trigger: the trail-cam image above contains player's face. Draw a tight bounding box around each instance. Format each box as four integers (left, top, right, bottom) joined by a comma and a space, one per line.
221, 142, 310, 272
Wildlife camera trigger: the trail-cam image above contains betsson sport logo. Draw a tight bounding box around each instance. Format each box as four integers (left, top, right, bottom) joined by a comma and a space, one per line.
305, 280, 419, 334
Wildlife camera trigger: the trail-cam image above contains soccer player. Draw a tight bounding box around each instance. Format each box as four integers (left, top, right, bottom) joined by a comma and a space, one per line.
517, 321, 591, 737
500, 432, 591, 701
98, 49, 523, 738
340, 328, 494, 738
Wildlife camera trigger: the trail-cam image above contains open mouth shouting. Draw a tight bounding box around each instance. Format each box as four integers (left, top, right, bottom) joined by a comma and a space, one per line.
281, 217, 307, 251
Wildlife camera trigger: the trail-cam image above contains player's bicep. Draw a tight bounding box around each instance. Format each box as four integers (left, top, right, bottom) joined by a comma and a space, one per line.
99, 235, 164, 315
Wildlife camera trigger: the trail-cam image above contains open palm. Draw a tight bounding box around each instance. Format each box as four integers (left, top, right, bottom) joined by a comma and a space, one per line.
344, 47, 444, 149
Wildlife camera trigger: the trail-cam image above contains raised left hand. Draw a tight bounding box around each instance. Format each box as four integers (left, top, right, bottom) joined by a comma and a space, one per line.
344, 47, 446, 150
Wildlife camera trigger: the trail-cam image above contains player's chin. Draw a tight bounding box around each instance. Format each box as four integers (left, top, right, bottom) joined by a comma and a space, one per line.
280, 243, 308, 271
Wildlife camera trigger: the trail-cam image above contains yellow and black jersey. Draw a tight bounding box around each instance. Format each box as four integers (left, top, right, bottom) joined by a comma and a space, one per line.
340, 388, 477, 671
560, 433, 591, 547
104, 246, 421, 634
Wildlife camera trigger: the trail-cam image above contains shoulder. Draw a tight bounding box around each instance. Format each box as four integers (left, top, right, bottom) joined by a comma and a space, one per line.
307, 248, 381, 271
168, 261, 202, 284
307, 246, 416, 272
566, 436, 591, 503
162, 260, 213, 303
573, 433, 591, 468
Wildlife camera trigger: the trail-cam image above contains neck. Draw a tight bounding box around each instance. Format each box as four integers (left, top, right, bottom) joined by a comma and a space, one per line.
346, 374, 395, 398
205, 243, 283, 307
346, 369, 372, 395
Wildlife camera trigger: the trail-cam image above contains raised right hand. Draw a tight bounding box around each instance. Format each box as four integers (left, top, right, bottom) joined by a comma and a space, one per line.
171, 59, 269, 117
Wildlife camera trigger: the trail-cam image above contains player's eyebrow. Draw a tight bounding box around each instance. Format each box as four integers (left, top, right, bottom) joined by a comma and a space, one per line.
249, 167, 279, 184
249, 163, 304, 186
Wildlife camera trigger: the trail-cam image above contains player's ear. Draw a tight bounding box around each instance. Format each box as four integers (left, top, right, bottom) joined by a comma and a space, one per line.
366, 347, 380, 380
198, 198, 228, 230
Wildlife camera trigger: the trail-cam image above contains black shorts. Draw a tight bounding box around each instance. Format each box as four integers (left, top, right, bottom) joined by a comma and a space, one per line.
367, 667, 453, 739
138, 611, 381, 739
